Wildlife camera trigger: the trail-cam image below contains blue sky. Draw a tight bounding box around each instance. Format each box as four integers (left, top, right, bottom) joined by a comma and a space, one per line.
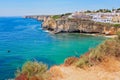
0, 0, 120, 16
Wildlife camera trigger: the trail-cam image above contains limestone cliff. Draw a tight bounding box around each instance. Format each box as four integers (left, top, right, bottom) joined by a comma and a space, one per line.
24, 15, 120, 35
42, 17, 120, 35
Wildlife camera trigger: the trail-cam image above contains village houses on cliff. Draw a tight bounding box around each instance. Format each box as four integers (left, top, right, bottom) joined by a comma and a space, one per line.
69, 10, 120, 24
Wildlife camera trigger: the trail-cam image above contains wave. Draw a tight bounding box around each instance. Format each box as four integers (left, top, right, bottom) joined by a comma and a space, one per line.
44, 30, 50, 32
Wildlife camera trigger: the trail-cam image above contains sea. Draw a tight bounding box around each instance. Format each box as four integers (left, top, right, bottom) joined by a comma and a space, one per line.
0, 17, 106, 80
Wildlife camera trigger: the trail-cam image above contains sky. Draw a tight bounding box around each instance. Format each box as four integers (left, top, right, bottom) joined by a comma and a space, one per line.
0, 0, 120, 16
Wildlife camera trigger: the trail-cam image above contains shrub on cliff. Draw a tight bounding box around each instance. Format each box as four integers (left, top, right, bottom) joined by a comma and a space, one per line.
15, 61, 51, 80
76, 55, 90, 68
64, 57, 79, 66
76, 31, 120, 68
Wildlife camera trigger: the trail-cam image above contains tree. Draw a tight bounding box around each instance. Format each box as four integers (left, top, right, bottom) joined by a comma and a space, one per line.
85, 10, 92, 13
117, 8, 120, 10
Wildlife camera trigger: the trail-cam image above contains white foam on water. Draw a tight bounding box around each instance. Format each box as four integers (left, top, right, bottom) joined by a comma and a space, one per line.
44, 30, 49, 32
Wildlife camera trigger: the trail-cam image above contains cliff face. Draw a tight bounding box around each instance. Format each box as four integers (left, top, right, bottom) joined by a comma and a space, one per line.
42, 17, 120, 35
42, 17, 57, 31
24, 15, 120, 35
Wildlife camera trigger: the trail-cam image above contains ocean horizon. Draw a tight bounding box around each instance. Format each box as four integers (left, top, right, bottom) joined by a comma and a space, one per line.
0, 17, 106, 79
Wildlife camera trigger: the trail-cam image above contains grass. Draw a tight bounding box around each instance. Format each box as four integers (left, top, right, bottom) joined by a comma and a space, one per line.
52, 15, 61, 20
52, 13, 72, 20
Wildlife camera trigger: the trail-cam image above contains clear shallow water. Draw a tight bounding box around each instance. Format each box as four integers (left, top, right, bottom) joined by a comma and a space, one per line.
0, 17, 106, 79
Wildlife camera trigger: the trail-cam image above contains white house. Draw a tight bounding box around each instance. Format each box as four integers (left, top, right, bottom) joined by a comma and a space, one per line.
90, 13, 120, 23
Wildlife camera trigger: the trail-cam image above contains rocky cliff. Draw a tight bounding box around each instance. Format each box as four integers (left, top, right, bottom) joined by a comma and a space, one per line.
42, 17, 120, 35
24, 15, 120, 35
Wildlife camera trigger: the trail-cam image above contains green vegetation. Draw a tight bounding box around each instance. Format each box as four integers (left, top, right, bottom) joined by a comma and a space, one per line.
96, 9, 111, 13
52, 15, 61, 20
64, 13, 72, 16
64, 57, 79, 66
15, 61, 51, 80
76, 55, 90, 68
82, 8, 120, 13
76, 31, 120, 68
52, 13, 72, 20
95, 21, 120, 28
113, 24, 120, 27
85, 10, 92, 13
117, 8, 120, 10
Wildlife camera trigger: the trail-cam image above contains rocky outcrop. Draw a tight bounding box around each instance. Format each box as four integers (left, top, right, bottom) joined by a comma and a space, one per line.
42, 17, 120, 35
43, 17, 57, 31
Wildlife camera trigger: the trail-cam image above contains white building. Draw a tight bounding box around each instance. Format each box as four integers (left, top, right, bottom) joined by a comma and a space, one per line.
90, 13, 120, 23
68, 11, 120, 24
68, 11, 91, 20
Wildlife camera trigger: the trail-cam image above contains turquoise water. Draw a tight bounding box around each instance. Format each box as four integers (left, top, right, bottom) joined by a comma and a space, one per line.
0, 17, 106, 79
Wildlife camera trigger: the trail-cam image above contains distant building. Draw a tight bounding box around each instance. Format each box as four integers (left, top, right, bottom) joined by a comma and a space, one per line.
90, 13, 120, 24
68, 11, 91, 20
68, 11, 120, 24
91, 13, 112, 23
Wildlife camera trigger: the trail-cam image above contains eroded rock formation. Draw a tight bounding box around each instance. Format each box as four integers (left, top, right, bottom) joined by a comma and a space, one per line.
42, 17, 120, 35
